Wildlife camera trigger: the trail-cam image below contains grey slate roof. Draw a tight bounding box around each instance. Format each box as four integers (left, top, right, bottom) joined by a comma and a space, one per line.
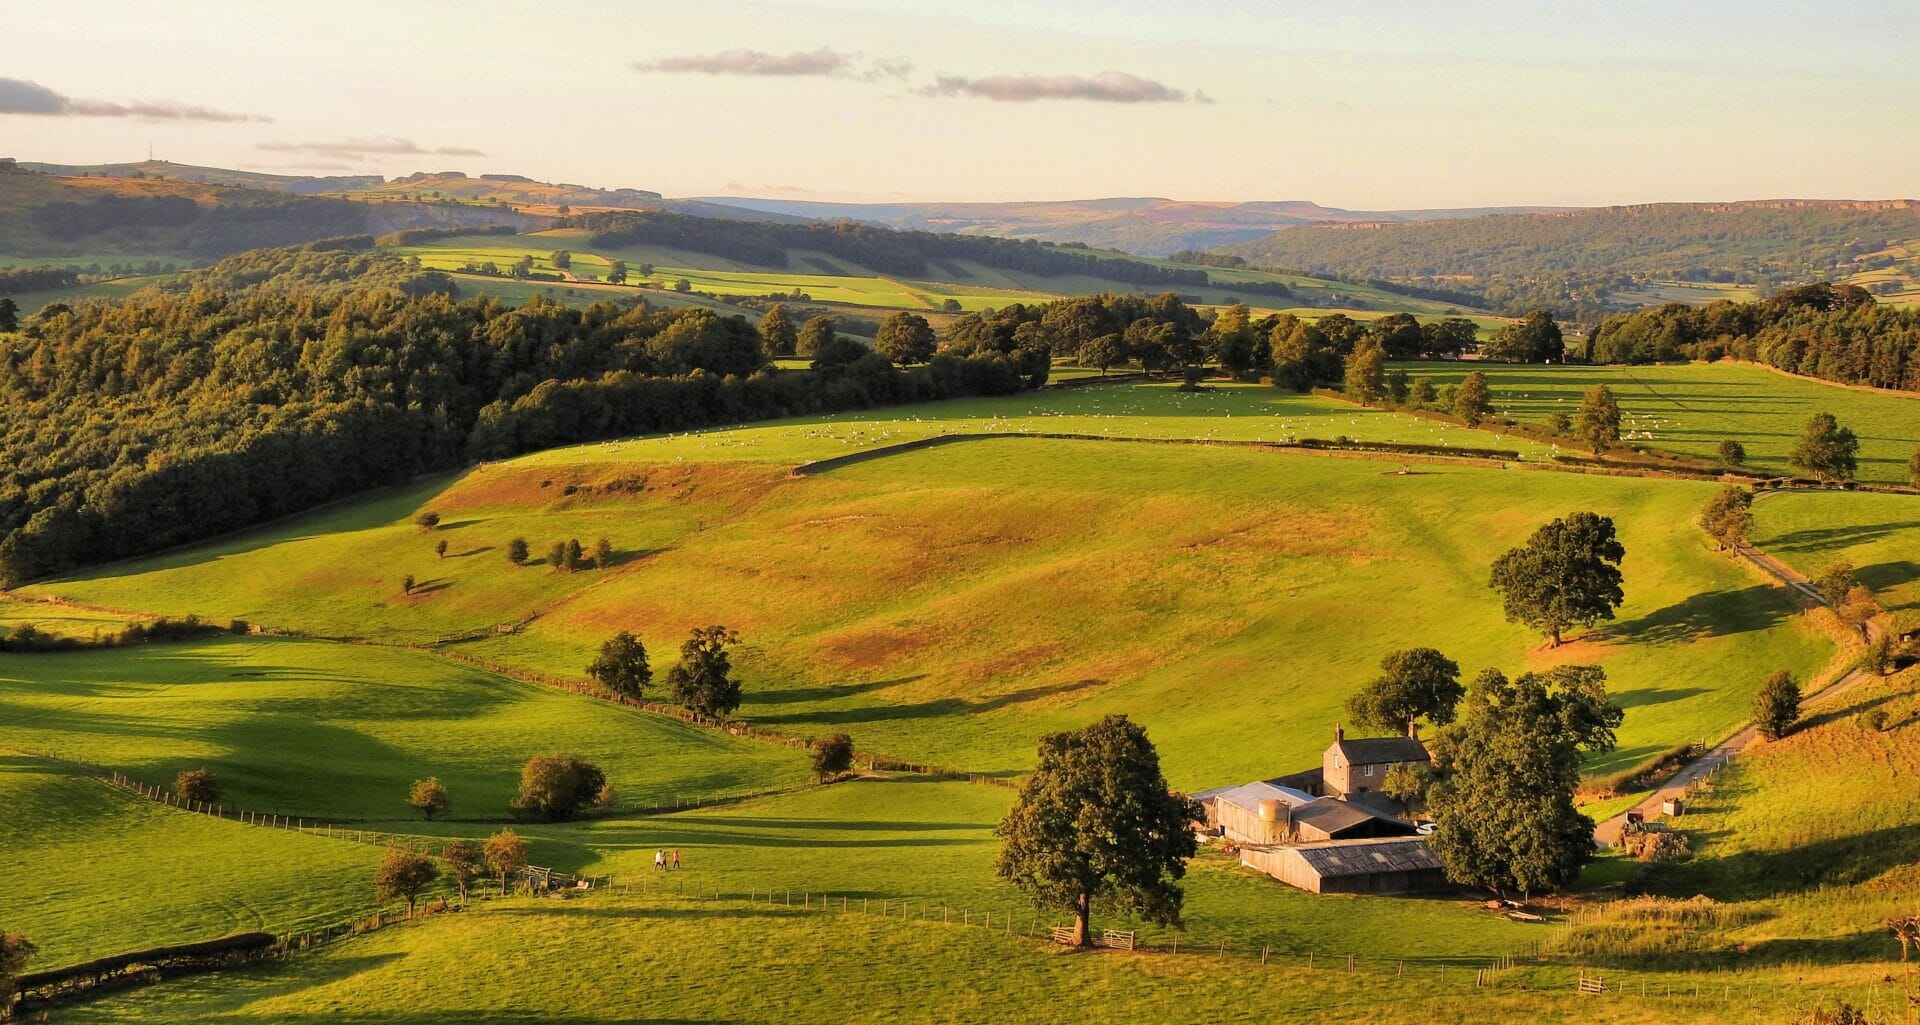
1290, 798, 1389, 836
1330, 736, 1430, 766
1290, 837, 1443, 878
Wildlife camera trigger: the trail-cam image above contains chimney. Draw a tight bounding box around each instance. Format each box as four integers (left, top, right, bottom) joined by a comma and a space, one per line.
1334, 723, 1344, 744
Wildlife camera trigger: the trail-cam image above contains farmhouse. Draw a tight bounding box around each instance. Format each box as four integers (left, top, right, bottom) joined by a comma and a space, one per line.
1194, 726, 1444, 894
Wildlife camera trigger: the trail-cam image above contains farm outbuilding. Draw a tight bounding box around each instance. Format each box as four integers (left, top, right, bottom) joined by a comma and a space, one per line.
1237, 836, 1448, 894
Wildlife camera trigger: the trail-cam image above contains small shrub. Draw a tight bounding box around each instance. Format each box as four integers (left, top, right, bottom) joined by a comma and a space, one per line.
811, 731, 855, 782
408, 777, 450, 820
506, 537, 529, 565
595, 783, 619, 810
414, 511, 441, 531
1718, 439, 1746, 468
228, 619, 250, 635
1639, 829, 1690, 863
401, 574, 416, 594
1752, 669, 1801, 740
1547, 410, 1571, 435
435, 540, 448, 559
173, 768, 219, 805
1864, 709, 1890, 732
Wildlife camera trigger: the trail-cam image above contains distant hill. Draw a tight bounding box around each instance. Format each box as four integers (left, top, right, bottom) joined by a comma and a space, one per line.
0, 161, 542, 258
694, 196, 1578, 256
19, 159, 384, 195
1217, 199, 1920, 319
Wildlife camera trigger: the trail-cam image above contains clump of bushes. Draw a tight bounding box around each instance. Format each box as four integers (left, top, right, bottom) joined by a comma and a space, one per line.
0, 614, 229, 653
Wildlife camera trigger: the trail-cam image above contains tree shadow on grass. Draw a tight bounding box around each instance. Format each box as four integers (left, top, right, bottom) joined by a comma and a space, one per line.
749, 676, 924, 706
753, 677, 1105, 727
1612, 687, 1709, 710
1605, 585, 1795, 645
1651, 825, 1920, 904
1763, 521, 1920, 554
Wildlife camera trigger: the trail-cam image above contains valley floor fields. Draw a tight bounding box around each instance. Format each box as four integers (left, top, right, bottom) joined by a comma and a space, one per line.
5, 369, 1917, 1021
1397, 360, 1920, 485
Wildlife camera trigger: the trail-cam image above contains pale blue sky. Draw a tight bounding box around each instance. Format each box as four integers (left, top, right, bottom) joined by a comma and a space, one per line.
4, 0, 1915, 207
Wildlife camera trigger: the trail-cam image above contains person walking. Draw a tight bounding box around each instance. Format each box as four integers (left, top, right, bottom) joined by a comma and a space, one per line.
654, 849, 666, 872
671, 849, 681, 871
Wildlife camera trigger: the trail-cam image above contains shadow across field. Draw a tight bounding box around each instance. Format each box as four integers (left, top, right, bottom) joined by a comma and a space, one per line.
1763, 521, 1920, 553
752, 677, 1105, 727
1606, 585, 1795, 645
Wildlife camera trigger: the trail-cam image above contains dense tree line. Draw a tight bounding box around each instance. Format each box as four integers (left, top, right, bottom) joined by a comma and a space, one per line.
565, 210, 1213, 288
0, 243, 1053, 585
0, 266, 82, 295
1221, 201, 1920, 319
1586, 283, 1920, 390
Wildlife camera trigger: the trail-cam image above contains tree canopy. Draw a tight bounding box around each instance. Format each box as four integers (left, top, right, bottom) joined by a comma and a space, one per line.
995, 715, 1201, 947
1428, 665, 1622, 897
1345, 647, 1464, 735
1489, 512, 1626, 646
586, 631, 651, 700
1790, 412, 1860, 482
667, 625, 744, 718
511, 753, 607, 822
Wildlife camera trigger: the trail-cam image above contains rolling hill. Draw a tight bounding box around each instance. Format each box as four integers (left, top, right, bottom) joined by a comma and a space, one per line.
699, 196, 1578, 256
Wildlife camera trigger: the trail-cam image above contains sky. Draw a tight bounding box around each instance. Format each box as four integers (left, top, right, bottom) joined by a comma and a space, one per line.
4, 0, 1918, 208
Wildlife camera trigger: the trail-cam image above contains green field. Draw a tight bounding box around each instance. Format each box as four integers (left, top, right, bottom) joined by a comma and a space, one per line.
1752, 490, 1920, 630
0, 637, 810, 821
0, 754, 384, 966
386, 230, 1490, 320
23, 384, 1828, 786
1397, 361, 1920, 484
48, 890, 1847, 1025
1559, 667, 1920, 970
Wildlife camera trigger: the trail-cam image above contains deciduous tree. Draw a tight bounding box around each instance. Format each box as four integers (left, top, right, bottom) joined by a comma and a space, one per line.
1453, 371, 1494, 426
1078, 333, 1126, 375
995, 715, 1201, 947
1489, 512, 1626, 646
874, 312, 937, 365
173, 768, 219, 805
797, 315, 836, 357
506, 537, 529, 565
1428, 666, 1621, 897
1752, 669, 1801, 740
440, 841, 483, 902
511, 753, 607, 822
1718, 439, 1746, 468
668, 625, 743, 718
587, 631, 651, 700
1699, 485, 1754, 550
408, 777, 450, 820
0, 931, 35, 1008
1343, 341, 1386, 404
759, 303, 797, 357
1790, 413, 1859, 482
1346, 648, 1464, 735
812, 731, 855, 782
375, 845, 439, 917
483, 828, 529, 894
1576, 385, 1622, 451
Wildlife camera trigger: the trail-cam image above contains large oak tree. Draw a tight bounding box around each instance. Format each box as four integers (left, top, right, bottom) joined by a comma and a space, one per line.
995, 715, 1201, 947
1489, 511, 1626, 646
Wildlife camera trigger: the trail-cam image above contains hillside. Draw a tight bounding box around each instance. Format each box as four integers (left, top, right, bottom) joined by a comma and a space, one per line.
1219, 200, 1920, 319
700, 196, 1578, 256
0, 162, 540, 259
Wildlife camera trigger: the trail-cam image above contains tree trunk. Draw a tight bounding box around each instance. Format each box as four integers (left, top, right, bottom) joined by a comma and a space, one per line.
1549, 626, 1562, 648
1072, 889, 1093, 948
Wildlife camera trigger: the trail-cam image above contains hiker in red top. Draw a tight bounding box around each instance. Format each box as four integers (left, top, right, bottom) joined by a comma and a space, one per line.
671, 849, 681, 870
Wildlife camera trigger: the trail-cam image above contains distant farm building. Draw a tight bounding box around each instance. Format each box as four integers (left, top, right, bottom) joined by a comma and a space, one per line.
1238, 836, 1447, 894
1195, 725, 1445, 895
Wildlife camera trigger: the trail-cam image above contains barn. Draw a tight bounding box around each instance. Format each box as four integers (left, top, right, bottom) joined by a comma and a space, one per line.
1237, 836, 1448, 894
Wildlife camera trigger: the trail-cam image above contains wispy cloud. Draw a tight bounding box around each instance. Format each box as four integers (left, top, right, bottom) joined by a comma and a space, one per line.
0, 77, 267, 122
256, 137, 485, 160
918, 71, 1207, 104
633, 47, 911, 81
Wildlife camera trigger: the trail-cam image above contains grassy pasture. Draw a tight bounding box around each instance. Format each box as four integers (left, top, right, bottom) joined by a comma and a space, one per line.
41, 887, 1889, 1025
27, 405, 1828, 788
0, 755, 384, 967
1752, 490, 1920, 630
405, 775, 1538, 958
1561, 667, 1920, 970
0, 597, 141, 641
0, 637, 809, 821
1397, 361, 1920, 484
